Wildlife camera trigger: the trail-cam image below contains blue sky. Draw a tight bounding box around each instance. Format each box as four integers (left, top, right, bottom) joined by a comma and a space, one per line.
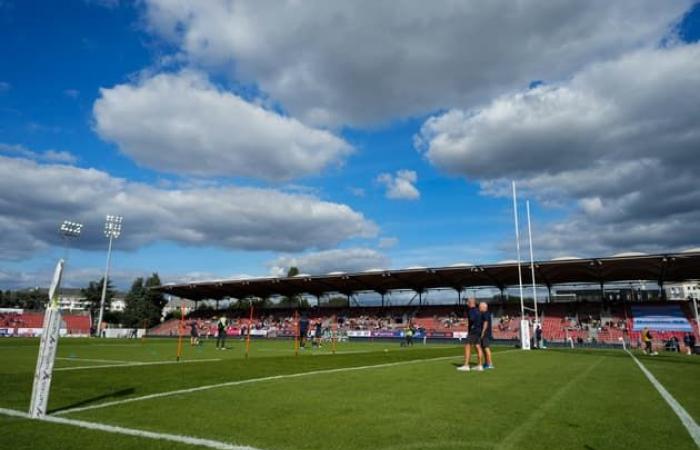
1, 1, 699, 289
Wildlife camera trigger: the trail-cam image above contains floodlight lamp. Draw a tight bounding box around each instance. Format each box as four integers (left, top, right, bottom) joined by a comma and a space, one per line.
104, 215, 123, 239
59, 220, 83, 238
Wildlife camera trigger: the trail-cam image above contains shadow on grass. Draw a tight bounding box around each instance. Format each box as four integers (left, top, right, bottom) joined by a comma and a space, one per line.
48, 388, 135, 414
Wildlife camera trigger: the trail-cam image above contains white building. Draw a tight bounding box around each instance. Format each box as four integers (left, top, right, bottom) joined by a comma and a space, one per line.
162, 297, 196, 317
666, 281, 700, 300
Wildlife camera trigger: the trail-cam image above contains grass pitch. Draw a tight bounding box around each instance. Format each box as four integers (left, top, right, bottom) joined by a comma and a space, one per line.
1, 337, 698, 450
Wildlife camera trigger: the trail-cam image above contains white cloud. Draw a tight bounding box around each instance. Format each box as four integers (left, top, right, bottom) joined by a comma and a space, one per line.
377, 170, 420, 200
269, 248, 389, 277
0, 154, 377, 260
63, 89, 80, 99
142, 0, 689, 126
0, 265, 253, 291
0, 143, 77, 164
378, 237, 398, 249
416, 44, 700, 254
348, 187, 366, 198
93, 71, 352, 180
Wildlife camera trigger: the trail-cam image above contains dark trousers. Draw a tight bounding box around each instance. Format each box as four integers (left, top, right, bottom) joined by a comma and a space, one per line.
217, 332, 226, 348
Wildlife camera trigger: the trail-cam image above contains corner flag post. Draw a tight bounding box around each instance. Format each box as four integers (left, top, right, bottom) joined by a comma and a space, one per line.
245, 304, 253, 359
29, 259, 64, 418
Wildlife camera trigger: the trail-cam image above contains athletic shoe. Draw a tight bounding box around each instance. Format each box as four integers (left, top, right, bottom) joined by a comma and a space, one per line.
473, 365, 484, 371
485, 365, 495, 370
456, 365, 470, 372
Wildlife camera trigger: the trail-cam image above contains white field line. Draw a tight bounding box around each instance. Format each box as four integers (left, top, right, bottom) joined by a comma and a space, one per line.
57, 357, 134, 364
56, 349, 520, 417
54, 358, 221, 372
0, 407, 261, 450
626, 350, 700, 447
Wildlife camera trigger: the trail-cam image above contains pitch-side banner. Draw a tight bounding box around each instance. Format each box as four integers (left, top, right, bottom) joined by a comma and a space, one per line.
631, 305, 693, 332
28, 259, 64, 418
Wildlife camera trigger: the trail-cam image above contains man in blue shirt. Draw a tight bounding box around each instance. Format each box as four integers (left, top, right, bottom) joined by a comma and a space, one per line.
299, 314, 309, 349
479, 302, 494, 369
457, 298, 484, 372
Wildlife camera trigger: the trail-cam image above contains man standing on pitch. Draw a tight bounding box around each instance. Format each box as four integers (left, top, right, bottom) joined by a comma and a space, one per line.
479, 302, 494, 369
216, 316, 228, 350
299, 313, 310, 349
458, 298, 484, 372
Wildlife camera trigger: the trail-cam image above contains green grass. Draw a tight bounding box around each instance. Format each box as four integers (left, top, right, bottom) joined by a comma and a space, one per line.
1, 338, 698, 450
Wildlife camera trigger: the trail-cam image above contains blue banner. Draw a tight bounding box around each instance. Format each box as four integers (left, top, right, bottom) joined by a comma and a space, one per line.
631, 305, 692, 332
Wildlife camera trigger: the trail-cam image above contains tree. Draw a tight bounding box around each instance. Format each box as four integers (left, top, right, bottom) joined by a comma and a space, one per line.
144, 273, 167, 315
121, 273, 167, 328
287, 266, 300, 277
327, 296, 349, 307
81, 278, 114, 318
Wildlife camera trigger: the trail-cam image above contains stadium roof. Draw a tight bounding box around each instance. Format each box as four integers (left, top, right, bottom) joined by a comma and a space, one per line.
154, 251, 700, 301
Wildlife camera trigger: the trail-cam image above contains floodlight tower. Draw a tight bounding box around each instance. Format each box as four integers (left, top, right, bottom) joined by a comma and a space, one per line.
59, 220, 83, 249
96, 215, 122, 336
58, 220, 83, 307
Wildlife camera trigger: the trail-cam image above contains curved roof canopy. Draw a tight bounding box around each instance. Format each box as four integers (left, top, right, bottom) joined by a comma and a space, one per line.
155, 251, 700, 301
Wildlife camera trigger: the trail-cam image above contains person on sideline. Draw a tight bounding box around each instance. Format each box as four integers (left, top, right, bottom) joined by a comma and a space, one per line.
684, 332, 696, 355
216, 316, 228, 350
299, 313, 310, 349
641, 327, 657, 355
480, 302, 494, 369
457, 298, 484, 372
190, 320, 199, 346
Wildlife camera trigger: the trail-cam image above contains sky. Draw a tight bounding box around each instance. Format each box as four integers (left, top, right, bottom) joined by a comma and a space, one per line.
1, 0, 699, 290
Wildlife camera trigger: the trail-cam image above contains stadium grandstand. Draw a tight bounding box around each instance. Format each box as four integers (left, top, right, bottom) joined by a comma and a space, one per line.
152, 251, 700, 350
0, 309, 91, 337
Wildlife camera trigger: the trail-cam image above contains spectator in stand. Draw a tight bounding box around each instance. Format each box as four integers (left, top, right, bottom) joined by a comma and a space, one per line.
683, 333, 695, 355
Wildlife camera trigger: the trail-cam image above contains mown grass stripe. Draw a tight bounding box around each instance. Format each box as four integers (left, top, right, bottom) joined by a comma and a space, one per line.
0, 407, 261, 450
56, 349, 520, 416
627, 350, 700, 447
54, 358, 221, 372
